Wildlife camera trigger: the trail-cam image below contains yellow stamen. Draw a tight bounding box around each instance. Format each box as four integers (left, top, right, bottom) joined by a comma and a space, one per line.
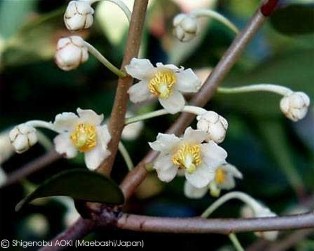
172, 144, 202, 173
148, 69, 176, 99
215, 167, 227, 184
70, 123, 97, 152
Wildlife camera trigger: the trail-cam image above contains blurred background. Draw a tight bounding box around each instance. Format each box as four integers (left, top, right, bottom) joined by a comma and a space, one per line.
0, 0, 313, 250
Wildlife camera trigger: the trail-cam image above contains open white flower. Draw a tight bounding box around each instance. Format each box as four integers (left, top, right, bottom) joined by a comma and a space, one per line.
55, 36, 89, 71
184, 163, 242, 199
53, 108, 111, 170
149, 127, 227, 188
280, 92, 310, 121
64, 0, 94, 31
196, 111, 228, 143
126, 58, 201, 114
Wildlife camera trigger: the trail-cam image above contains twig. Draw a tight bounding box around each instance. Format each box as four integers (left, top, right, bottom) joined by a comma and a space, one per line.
2, 150, 61, 187
97, 0, 149, 176
40, 218, 95, 251
116, 212, 314, 234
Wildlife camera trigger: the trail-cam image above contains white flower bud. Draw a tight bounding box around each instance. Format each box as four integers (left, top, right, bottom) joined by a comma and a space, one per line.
196, 111, 228, 143
280, 92, 310, 121
122, 113, 144, 140
9, 124, 38, 153
55, 36, 89, 71
241, 204, 279, 241
64, 0, 94, 31
173, 13, 198, 42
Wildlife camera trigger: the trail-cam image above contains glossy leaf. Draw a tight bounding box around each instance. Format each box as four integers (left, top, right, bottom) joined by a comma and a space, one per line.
270, 5, 314, 35
16, 169, 124, 211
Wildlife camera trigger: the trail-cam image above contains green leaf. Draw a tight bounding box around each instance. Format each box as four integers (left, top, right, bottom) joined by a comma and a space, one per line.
16, 169, 124, 211
270, 5, 314, 35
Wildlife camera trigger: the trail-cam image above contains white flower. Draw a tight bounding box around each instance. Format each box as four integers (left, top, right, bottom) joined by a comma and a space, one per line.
55, 36, 89, 71
64, 0, 94, 31
280, 92, 310, 121
53, 108, 111, 170
208, 163, 242, 197
9, 124, 38, 153
241, 204, 279, 241
173, 13, 198, 42
196, 111, 228, 143
126, 58, 201, 114
149, 127, 227, 188
184, 163, 242, 199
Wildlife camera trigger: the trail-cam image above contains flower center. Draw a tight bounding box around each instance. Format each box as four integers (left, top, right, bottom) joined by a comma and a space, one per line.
215, 167, 227, 185
148, 69, 176, 99
172, 144, 202, 173
70, 123, 97, 152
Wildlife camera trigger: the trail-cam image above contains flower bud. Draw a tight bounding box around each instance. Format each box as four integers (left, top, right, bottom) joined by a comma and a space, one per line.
280, 92, 310, 121
196, 111, 228, 143
55, 36, 88, 71
173, 13, 198, 42
9, 124, 38, 153
64, 0, 94, 31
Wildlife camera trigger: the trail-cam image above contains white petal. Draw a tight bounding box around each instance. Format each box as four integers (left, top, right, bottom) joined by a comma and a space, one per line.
77, 108, 104, 125
176, 68, 201, 93
183, 127, 208, 144
225, 163, 243, 179
128, 80, 151, 103
84, 145, 110, 170
159, 91, 185, 114
54, 133, 77, 158
156, 63, 179, 71
125, 58, 155, 80
149, 133, 180, 153
184, 181, 207, 199
201, 141, 227, 168
154, 155, 178, 182
53, 112, 78, 132
185, 164, 214, 188
97, 124, 111, 149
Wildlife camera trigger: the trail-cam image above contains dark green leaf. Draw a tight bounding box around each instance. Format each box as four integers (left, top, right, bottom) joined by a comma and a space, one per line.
270, 5, 314, 35
16, 169, 124, 211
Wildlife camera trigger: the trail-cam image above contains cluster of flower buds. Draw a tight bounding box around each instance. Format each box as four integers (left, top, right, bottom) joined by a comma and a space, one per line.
280, 92, 310, 122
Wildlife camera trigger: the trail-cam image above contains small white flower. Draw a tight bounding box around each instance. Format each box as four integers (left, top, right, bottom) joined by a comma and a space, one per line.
53, 108, 111, 170
208, 163, 242, 197
241, 204, 278, 241
126, 58, 201, 114
9, 124, 38, 153
149, 127, 227, 188
173, 13, 198, 42
280, 92, 310, 121
196, 111, 228, 143
184, 163, 242, 199
55, 36, 89, 71
64, 0, 94, 31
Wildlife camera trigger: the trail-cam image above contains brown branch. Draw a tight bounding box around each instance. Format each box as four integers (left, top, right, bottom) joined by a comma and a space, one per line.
117, 212, 314, 234
2, 149, 61, 187
97, 0, 149, 176
39, 218, 95, 251
120, 1, 277, 201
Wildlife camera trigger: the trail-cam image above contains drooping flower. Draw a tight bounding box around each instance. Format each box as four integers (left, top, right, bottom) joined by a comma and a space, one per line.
53, 108, 111, 170
280, 92, 310, 121
149, 127, 227, 188
196, 111, 228, 143
64, 0, 94, 31
184, 163, 242, 199
55, 36, 89, 71
126, 58, 201, 114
